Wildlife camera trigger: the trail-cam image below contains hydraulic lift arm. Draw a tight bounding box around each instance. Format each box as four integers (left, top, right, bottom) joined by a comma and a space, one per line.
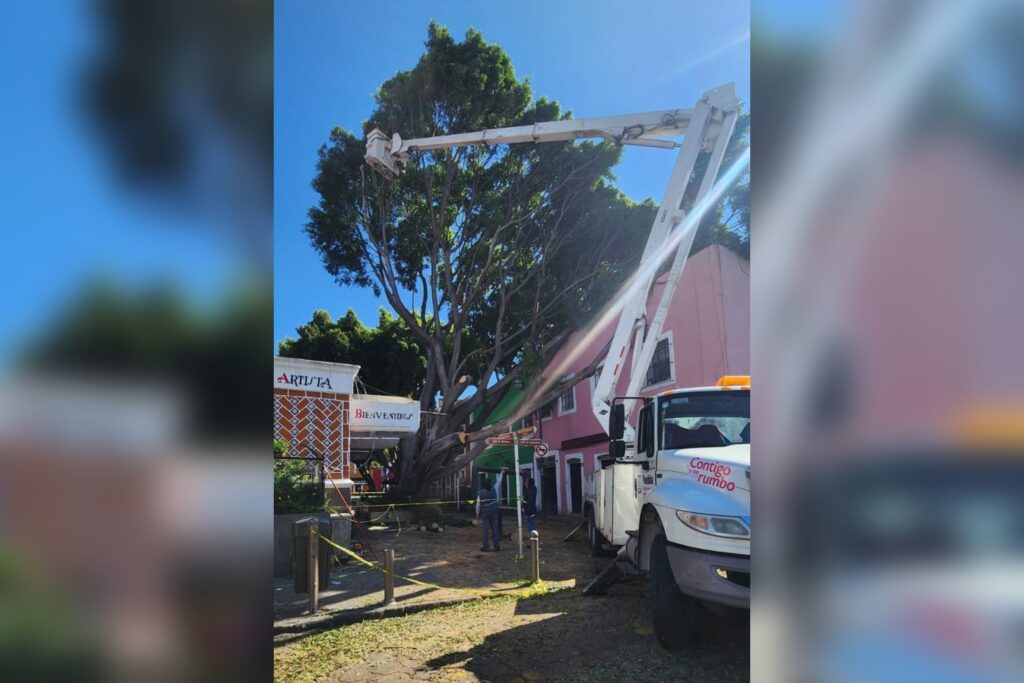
363, 83, 741, 444
369, 108, 693, 178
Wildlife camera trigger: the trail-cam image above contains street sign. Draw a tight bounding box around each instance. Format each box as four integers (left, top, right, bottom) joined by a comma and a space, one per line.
515, 438, 549, 456
515, 426, 536, 438
484, 432, 546, 454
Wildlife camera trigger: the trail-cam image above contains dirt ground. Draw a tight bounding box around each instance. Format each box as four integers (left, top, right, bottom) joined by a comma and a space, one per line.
275, 514, 749, 682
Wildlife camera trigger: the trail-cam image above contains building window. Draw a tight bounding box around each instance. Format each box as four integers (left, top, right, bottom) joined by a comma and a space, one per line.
559, 387, 576, 415
540, 401, 554, 420
645, 338, 672, 387
521, 413, 535, 429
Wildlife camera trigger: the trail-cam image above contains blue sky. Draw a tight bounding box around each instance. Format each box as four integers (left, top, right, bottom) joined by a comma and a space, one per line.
274, 0, 750, 348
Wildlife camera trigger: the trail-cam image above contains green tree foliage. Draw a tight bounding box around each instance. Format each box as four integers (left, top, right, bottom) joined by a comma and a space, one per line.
305, 23, 659, 493
278, 308, 427, 399
304, 23, 745, 493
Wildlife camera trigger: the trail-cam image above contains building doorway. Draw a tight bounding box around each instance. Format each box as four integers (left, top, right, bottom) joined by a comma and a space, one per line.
568, 459, 583, 514
540, 460, 557, 515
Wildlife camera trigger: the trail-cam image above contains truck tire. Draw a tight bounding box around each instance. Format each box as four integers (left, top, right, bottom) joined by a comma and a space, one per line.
649, 530, 700, 650
587, 507, 606, 556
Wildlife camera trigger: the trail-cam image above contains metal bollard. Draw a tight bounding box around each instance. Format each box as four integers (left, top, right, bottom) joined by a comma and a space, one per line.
530, 536, 540, 583
308, 521, 319, 614
383, 548, 396, 605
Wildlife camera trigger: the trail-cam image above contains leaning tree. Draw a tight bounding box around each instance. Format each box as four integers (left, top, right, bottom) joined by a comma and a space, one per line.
306, 23, 664, 494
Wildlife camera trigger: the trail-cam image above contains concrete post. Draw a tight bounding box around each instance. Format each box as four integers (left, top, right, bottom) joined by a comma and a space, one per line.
308, 521, 319, 614
530, 535, 540, 583
383, 548, 396, 605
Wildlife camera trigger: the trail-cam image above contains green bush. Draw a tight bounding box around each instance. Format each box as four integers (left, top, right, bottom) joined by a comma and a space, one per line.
273, 441, 324, 514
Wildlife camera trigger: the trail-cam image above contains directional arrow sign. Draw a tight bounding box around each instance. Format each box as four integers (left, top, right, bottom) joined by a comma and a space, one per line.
484, 437, 515, 446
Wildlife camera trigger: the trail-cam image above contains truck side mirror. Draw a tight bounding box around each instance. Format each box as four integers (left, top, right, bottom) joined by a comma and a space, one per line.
609, 440, 626, 460
610, 404, 625, 440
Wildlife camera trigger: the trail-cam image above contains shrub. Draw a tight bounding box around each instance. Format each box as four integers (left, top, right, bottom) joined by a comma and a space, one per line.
273, 442, 324, 514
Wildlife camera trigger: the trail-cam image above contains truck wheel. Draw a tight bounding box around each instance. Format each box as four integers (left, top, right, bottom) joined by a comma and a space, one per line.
587, 507, 605, 556
649, 531, 700, 650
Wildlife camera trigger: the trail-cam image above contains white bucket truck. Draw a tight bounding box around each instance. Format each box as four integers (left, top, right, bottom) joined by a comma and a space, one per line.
583, 376, 750, 649
362, 82, 747, 649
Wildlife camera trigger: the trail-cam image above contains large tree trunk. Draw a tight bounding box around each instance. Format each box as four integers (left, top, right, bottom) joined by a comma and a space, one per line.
396, 433, 422, 495
393, 339, 610, 497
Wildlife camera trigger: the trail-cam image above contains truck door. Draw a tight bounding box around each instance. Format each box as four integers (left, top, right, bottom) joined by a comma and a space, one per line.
636, 403, 657, 497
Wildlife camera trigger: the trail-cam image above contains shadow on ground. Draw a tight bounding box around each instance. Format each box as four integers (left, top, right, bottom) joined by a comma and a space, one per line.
423, 583, 750, 683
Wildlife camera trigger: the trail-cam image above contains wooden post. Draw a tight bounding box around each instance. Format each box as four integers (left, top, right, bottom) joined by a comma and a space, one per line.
530, 536, 540, 583
383, 548, 396, 605
308, 521, 319, 614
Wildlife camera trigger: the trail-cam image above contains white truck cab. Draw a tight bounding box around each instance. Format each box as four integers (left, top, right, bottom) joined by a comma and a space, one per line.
584, 375, 750, 649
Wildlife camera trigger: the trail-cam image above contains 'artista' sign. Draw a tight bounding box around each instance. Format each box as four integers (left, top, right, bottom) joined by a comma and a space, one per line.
273, 357, 357, 395
276, 372, 333, 390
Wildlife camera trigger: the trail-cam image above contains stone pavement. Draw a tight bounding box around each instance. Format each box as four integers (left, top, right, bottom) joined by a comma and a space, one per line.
274, 513, 604, 632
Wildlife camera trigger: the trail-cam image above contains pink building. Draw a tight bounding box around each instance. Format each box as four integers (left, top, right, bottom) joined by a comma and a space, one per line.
533, 244, 750, 516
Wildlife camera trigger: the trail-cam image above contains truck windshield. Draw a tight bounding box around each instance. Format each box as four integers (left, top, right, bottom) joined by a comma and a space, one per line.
659, 391, 750, 450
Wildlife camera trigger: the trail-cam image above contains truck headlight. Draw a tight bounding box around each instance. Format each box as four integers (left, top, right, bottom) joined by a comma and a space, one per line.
676, 511, 750, 538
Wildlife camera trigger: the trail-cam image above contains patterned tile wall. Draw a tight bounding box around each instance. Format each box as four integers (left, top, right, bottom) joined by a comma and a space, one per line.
273, 389, 350, 476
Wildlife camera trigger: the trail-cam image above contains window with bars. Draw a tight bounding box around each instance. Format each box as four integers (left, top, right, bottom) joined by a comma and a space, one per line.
540, 401, 554, 420
645, 338, 672, 387
559, 388, 576, 414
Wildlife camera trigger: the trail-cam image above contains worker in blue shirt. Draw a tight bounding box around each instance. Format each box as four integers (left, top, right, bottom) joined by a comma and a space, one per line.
475, 478, 501, 551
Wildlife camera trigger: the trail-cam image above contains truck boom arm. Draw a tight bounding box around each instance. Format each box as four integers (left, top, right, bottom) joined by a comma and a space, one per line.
365, 107, 712, 178
363, 83, 741, 443
590, 85, 739, 442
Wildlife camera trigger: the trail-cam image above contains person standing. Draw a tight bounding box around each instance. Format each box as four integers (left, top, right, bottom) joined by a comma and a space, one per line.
476, 478, 500, 551
522, 477, 538, 536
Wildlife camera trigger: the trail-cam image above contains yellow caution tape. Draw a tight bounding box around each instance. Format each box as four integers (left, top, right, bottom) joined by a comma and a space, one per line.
353, 499, 478, 509
347, 498, 524, 510
324, 502, 396, 525
313, 530, 496, 598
